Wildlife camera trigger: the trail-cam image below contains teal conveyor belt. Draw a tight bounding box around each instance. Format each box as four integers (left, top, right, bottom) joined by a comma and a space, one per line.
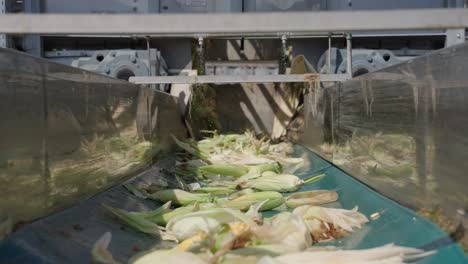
288, 145, 467, 263
0, 146, 466, 263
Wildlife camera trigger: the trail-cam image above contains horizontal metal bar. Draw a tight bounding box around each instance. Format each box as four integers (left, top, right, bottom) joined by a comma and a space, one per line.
129, 74, 349, 84
0, 9, 467, 36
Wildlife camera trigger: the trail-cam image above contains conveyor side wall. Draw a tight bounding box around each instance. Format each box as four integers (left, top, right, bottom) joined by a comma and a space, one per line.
0, 48, 186, 226
299, 42, 468, 222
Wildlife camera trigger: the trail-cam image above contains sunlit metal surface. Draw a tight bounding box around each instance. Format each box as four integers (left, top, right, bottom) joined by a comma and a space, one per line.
300, 43, 468, 221
0, 48, 186, 226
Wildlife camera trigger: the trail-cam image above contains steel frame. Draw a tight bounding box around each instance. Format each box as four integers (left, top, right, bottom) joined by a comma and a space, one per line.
129, 74, 348, 84
0, 9, 467, 36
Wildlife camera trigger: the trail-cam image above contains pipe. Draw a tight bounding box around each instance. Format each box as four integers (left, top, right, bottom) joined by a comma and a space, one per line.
346, 33, 353, 79
328, 32, 332, 74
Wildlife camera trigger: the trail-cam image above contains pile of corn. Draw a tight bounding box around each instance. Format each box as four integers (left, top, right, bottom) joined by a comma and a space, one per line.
95, 131, 435, 264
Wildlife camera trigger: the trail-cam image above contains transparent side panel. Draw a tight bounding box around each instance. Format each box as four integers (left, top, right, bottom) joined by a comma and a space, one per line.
0, 48, 186, 225
300, 43, 468, 227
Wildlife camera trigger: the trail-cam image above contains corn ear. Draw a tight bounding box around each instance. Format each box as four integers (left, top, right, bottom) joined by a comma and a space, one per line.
228, 188, 256, 199
199, 164, 249, 177
248, 162, 282, 174
149, 189, 213, 206
102, 204, 165, 238
145, 204, 202, 226
238, 174, 304, 193
194, 186, 236, 196
285, 190, 338, 208
220, 192, 283, 211
166, 208, 254, 241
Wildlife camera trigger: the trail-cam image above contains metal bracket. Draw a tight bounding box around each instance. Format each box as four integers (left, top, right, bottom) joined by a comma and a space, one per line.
445, 29, 465, 47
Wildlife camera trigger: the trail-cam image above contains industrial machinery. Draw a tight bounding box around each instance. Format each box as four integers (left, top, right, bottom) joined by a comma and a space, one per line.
0, 2, 467, 263
3, 0, 465, 81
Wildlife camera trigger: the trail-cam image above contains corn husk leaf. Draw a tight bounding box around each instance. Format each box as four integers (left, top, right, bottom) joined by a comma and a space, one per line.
245, 200, 269, 224
172, 135, 209, 161
91, 232, 117, 264
220, 191, 283, 211
293, 205, 368, 241
219, 244, 290, 264
253, 212, 312, 252
166, 208, 254, 241
257, 243, 435, 264
149, 189, 213, 206
130, 201, 172, 219
123, 183, 149, 199
130, 249, 207, 264
212, 222, 252, 254
236, 163, 282, 183
285, 190, 338, 208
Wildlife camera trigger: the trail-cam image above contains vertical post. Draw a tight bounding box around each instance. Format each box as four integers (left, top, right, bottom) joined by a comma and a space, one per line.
197, 36, 205, 75
280, 35, 288, 74
346, 33, 353, 78
327, 32, 332, 73
0, 0, 6, 48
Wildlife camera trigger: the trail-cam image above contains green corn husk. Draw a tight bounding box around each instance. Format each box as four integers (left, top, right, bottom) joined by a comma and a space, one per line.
146, 203, 217, 227
199, 164, 249, 177
261, 171, 278, 177
228, 188, 256, 199
123, 183, 149, 199
235, 163, 282, 183
172, 135, 209, 161
220, 191, 283, 211
129, 201, 172, 219
102, 204, 165, 238
194, 186, 236, 196
285, 190, 338, 208
149, 189, 213, 206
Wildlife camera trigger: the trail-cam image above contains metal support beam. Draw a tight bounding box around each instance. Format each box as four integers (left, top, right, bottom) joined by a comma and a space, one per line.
0, 0, 6, 48
0, 9, 467, 36
129, 74, 349, 85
